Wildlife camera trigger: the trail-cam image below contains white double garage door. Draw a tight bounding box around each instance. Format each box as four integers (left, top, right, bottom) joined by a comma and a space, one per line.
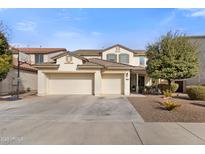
47, 73, 124, 95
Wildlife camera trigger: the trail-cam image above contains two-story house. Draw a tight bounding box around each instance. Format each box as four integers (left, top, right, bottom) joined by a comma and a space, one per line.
34, 44, 152, 96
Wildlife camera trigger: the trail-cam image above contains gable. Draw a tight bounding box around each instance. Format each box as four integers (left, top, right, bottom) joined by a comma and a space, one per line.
102, 45, 134, 60
56, 54, 84, 71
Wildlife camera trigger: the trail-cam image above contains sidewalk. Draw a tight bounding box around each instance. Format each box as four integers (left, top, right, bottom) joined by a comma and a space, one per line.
0, 91, 37, 102
132, 122, 205, 144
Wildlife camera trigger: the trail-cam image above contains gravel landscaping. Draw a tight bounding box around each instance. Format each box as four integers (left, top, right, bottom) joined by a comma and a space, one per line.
127, 95, 205, 122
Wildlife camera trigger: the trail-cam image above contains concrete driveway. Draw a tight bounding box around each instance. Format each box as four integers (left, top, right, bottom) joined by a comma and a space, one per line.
0, 95, 143, 144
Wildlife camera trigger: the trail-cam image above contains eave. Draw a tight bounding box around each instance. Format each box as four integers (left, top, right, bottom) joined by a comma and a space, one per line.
33, 64, 59, 69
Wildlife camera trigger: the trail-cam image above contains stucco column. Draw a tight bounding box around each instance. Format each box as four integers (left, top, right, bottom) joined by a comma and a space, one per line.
94, 70, 102, 96
136, 73, 139, 93
37, 70, 47, 96
124, 71, 130, 95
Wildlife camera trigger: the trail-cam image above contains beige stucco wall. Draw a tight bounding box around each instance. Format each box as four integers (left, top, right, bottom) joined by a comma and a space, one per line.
56, 55, 83, 71
0, 68, 37, 95
45, 51, 65, 63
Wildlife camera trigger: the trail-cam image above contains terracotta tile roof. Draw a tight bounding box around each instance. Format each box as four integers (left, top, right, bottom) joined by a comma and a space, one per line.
12, 47, 67, 54
87, 58, 134, 69
51, 51, 88, 62
79, 58, 146, 70
12, 58, 37, 72
73, 50, 102, 56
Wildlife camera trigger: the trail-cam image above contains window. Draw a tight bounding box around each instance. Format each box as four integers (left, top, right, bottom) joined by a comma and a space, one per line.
139, 56, 145, 65
66, 55, 72, 63
35, 54, 44, 64
107, 54, 117, 62
119, 53, 129, 64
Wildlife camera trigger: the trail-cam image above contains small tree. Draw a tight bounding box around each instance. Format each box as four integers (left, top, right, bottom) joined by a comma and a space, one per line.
0, 22, 12, 81
146, 31, 199, 89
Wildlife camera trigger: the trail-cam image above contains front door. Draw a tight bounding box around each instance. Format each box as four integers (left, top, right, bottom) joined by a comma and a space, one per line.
130, 73, 136, 92
138, 75, 145, 93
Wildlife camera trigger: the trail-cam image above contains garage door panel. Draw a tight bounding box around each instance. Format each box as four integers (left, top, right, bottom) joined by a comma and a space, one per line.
48, 73, 93, 95
102, 74, 124, 94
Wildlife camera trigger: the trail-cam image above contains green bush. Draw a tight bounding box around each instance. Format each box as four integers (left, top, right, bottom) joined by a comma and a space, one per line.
158, 83, 179, 93
171, 83, 179, 93
186, 86, 205, 100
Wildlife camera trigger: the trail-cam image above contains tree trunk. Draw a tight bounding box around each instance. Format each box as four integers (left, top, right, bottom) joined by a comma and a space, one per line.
167, 79, 171, 91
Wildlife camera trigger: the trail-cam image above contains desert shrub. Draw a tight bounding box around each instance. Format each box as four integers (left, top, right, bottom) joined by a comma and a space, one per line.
162, 100, 181, 111
186, 86, 205, 100
171, 83, 179, 93
163, 90, 172, 97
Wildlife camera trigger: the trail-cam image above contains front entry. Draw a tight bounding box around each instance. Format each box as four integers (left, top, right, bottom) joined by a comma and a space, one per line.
130, 73, 145, 94
138, 75, 145, 94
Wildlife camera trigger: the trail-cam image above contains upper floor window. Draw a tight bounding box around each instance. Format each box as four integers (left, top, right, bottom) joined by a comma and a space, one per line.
35, 54, 44, 64
107, 54, 117, 62
119, 53, 129, 64
139, 56, 145, 65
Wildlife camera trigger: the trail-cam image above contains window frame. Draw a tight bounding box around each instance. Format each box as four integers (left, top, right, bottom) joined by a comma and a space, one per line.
35, 54, 44, 64
106, 54, 117, 62
139, 56, 145, 66
119, 53, 129, 64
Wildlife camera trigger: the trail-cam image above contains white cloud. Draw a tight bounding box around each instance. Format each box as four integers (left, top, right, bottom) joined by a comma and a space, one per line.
178, 8, 205, 17
190, 9, 205, 17
15, 21, 37, 32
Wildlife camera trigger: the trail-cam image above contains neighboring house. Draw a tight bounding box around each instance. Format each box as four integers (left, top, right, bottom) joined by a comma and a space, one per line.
0, 58, 37, 95
0, 47, 66, 95
35, 44, 152, 96
12, 47, 67, 64
175, 36, 205, 92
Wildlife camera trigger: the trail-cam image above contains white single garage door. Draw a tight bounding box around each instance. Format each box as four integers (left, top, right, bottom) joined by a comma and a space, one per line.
48, 73, 93, 95
102, 74, 124, 94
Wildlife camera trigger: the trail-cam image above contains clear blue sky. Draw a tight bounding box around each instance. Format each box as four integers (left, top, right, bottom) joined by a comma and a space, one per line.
1, 8, 205, 51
